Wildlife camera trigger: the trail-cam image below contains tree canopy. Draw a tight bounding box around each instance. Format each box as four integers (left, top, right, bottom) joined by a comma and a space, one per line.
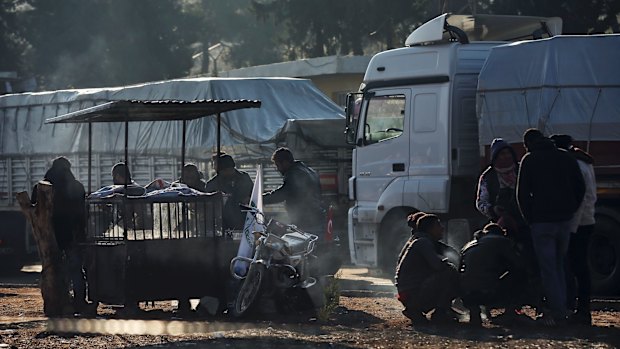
1, 0, 618, 90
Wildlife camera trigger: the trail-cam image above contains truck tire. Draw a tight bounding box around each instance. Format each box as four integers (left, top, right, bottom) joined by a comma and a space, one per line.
378, 209, 414, 276
589, 215, 620, 295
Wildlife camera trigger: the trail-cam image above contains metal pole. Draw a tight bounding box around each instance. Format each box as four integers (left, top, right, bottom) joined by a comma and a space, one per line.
181, 120, 187, 168
88, 122, 92, 194
124, 119, 129, 188
217, 113, 221, 157
123, 118, 129, 240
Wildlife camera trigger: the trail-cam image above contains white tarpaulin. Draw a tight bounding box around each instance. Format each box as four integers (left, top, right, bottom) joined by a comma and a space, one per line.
0, 77, 345, 158
477, 34, 620, 146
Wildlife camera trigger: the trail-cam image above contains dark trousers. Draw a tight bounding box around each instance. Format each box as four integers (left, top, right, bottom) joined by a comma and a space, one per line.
399, 267, 459, 314
566, 225, 593, 311
63, 246, 87, 308
531, 220, 572, 319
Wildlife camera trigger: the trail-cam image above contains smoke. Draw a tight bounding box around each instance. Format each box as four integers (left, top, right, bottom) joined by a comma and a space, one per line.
45, 36, 110, 90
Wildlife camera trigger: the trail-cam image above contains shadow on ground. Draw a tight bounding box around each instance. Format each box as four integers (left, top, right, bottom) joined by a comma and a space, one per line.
127, 337, 357, 349
411, 322, 620, 348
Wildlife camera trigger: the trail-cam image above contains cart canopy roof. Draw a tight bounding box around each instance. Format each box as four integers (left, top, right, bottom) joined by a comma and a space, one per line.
45, 99, 261, 124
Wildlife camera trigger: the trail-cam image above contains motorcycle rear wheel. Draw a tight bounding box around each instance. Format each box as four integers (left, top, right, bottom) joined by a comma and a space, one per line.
231, 263, 265, 317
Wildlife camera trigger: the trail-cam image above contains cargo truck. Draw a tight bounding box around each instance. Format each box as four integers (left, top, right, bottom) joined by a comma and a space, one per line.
345, 13, 620, 293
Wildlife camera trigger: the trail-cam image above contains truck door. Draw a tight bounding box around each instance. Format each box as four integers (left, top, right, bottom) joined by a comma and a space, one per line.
354, 89, 410, 204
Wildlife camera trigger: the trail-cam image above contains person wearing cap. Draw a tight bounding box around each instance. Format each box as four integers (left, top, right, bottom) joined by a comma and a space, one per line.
459, 223, 528, 326
206, 154, 253, 231
263, 147, 326, 233
551, 134, 597, 325
395, 214, 459, 325
517, 128, 585, 326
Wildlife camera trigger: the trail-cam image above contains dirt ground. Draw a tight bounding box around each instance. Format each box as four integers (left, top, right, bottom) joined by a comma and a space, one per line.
0, 284, 619, 349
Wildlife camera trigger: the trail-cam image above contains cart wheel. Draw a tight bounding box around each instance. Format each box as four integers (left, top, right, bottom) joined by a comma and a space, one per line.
231, 263, 265, 317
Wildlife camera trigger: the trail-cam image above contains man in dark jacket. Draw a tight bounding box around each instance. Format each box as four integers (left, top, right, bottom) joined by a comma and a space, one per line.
395, 214, 459, 324
517, 128, 585, 326
206, 154, 253, 231
263, 148, 325, 233
32, 157, 87, 312
460, 223, 527, 326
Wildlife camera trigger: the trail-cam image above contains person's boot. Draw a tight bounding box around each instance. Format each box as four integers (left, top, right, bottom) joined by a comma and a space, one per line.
571, 307, 592, 326
402, 308, 429, 325
430, 308, 460, 325
468, 306, 482, 327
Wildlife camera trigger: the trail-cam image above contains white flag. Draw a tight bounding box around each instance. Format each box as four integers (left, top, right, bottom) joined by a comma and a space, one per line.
233, 164, 264, 276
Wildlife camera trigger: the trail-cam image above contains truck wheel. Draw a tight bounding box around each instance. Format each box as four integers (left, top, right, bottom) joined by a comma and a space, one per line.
589, 216, 620, 295
379, 210, 413, 276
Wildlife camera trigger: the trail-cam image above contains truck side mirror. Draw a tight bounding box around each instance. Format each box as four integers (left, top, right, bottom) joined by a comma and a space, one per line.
345, 92, 363, 145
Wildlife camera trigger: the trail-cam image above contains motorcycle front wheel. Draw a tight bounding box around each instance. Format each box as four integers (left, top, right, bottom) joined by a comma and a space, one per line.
231, 263, 265, 317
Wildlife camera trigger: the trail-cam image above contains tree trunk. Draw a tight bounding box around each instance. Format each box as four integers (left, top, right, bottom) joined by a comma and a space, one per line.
16, 182, 72, 317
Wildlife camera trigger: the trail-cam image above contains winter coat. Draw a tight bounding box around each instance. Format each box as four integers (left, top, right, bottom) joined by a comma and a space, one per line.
206, 169, 254, 230
32, 167, 86, 250
517, 138, 585, 223
459, 232, 522, 294
263, 161, 325, 231
569, 155, 597, 232
395, 232, 454, 293
476, 138, 520, 221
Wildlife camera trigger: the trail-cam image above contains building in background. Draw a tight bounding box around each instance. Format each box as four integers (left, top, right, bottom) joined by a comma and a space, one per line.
193, 55, 371, 107
0, 72, 37, 95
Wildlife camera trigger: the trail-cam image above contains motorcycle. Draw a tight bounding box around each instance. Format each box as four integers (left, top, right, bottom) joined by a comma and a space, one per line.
229, 204, 319, 317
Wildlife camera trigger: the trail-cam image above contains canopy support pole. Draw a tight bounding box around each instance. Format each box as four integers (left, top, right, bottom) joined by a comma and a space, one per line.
123, 118, 129, 240
217, 113, 221, 157
124, 119, 129, 187
88, 122, 92, 194
181, 120, 187, 168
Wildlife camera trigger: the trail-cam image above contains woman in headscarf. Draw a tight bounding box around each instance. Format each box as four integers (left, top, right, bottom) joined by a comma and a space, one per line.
476, 138, 522, 238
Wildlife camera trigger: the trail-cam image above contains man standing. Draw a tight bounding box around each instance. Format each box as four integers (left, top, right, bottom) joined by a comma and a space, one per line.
206, 154, 253, 231
551, 134, 597, 325
263, 148, 325, 233
395, 214, 459, 325
32, 157, 87, 313
517, 129, 585, 326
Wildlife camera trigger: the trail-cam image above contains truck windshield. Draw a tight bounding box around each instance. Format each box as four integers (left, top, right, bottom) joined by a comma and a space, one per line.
364, 95, 405, 145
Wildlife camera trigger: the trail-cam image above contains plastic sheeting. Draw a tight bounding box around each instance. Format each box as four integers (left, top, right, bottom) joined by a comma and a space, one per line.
477, 35, 620, 146
0, 78, 345, 158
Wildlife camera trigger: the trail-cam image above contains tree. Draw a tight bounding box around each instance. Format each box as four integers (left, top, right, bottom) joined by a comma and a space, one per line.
0, 0, 28, 72
20, 0, 194, 89
251, 0, 438, 59
482, 0, 620, 34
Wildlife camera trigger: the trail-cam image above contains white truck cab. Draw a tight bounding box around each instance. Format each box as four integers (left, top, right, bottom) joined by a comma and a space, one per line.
345, 14, 562, 271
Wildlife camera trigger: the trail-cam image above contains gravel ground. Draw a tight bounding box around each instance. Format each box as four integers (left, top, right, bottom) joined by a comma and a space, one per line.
0, 285, 619, 348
